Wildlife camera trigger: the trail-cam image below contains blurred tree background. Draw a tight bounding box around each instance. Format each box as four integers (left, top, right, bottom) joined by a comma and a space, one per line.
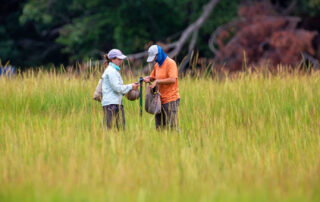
1, 0, 320, 68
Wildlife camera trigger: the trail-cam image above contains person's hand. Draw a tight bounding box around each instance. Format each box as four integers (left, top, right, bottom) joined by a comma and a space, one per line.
143, 76, 150, 83
132, 82, 139, 90
150, 80, 157, 89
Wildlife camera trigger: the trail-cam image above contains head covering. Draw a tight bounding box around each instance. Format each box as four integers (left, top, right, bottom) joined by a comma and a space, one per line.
107, 49, 127, 60
146, 45, 167, 66
147, 45, 158, 62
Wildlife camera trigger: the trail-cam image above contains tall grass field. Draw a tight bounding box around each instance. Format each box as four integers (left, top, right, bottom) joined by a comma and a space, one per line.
1, 68, 320, 202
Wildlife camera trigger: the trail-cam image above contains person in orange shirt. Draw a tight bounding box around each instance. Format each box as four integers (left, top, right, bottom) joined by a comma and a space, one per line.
143, 45, 180, 130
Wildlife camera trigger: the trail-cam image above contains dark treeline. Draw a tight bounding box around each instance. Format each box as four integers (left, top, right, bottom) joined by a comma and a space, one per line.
1, 0, 320, 69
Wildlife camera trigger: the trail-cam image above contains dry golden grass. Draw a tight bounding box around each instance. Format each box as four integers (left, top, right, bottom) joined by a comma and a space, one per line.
0, 67, 320, 201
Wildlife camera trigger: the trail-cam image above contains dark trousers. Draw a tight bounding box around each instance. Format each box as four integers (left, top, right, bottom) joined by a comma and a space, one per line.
103, 104, 125, 130
155, 99, 180, 130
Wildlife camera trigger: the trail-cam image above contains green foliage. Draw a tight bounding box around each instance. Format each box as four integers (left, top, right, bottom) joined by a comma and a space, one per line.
1, 0, 320, 67
16, 0, 241, 63
295, 0, 320, 16
0, 27, 19, 63
20, 0, 53, 26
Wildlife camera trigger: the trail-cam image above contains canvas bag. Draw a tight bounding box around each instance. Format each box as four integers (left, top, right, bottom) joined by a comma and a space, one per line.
93, 78, 102, 102
145, 84, 161, 114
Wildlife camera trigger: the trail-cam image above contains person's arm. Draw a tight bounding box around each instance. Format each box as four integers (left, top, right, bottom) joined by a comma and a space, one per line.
152, 77, 176, 85
143, 76, 156, 82
143, 67, 156, 83
108, 71, 133, 94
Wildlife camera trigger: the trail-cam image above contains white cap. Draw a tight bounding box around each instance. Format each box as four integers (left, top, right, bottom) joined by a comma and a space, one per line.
107, 49, 127, 60
146, 45, 158, 62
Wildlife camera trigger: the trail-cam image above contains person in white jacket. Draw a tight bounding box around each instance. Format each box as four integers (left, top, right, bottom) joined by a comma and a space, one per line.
101, 49, 139, 130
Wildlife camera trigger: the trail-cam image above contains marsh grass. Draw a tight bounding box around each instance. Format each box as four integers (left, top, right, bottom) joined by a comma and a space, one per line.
0, 67, 320, 202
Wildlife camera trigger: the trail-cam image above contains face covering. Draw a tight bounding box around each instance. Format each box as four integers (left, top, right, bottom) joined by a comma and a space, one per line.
155, 45, 167, 66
